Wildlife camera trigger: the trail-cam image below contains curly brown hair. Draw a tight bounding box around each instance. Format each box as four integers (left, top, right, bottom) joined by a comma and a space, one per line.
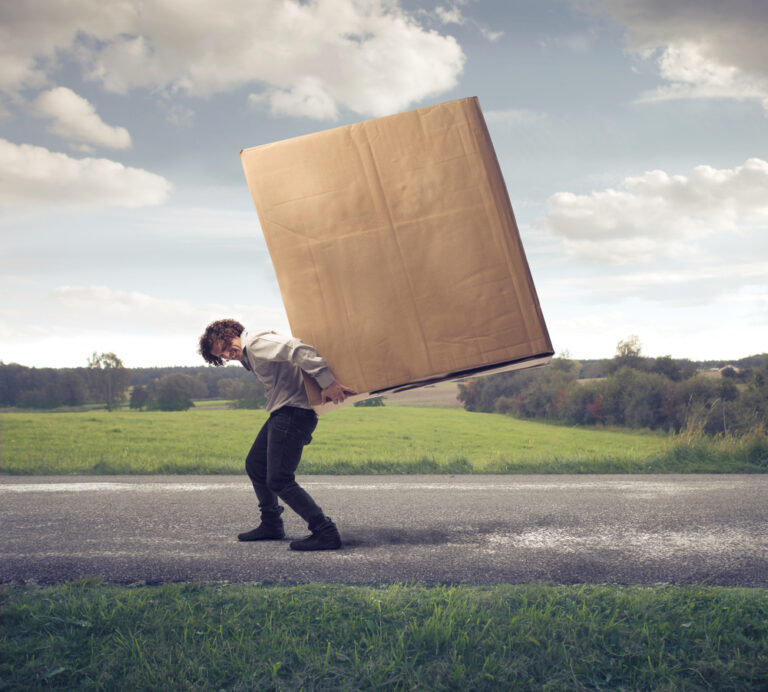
198, 319, 245, 366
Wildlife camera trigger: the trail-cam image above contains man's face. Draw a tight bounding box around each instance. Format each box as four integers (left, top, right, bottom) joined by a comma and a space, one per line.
211, 336, 242, 362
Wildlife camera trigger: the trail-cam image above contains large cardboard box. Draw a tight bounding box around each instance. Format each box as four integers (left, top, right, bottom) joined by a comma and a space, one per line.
241, 97, 553, 407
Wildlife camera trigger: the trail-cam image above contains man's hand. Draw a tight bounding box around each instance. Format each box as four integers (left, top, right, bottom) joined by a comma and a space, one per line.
320, 381, 357, 405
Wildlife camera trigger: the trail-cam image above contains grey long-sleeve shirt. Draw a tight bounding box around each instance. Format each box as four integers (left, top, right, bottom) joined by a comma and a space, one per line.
240, 330, 335, 412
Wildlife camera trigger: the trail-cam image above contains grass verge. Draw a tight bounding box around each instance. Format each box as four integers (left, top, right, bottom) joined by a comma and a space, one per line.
1, 407, 766, 475
2, 582, 767, 691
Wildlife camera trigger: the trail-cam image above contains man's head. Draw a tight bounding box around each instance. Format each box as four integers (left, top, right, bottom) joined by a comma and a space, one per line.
198, 319, 245, 366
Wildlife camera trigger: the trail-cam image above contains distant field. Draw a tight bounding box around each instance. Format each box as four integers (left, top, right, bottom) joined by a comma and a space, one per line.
185, 399, 231, 410
2, 406, 765, 475
383, 381, 462, 407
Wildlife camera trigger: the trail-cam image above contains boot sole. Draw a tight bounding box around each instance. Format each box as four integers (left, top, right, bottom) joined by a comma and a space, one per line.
289, 541, 342, 551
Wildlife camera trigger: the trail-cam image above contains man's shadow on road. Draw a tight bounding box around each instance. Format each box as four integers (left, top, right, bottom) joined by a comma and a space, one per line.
339, 523, 511, 549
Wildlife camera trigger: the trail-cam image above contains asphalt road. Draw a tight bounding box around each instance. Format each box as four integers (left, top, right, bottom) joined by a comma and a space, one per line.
2, 475, 766, 585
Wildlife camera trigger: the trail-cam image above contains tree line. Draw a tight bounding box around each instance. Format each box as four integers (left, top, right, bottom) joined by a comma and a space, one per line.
458, 338, 768, 435
0, 355, 265, 411
4, 339, 767, 432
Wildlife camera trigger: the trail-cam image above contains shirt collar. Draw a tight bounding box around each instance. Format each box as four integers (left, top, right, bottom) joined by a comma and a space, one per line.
241, 345, 252, 371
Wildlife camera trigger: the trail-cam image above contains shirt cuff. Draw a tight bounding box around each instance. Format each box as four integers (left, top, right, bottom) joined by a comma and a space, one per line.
314, 368, 336, 390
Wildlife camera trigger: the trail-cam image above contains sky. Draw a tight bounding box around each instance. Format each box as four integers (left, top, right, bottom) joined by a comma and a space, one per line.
1, 0, 767, 369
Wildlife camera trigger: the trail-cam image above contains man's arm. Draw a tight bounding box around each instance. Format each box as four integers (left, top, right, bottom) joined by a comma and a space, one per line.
245, 331, 356, 404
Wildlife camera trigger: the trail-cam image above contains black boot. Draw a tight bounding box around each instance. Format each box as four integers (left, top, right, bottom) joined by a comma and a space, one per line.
238, 507, 285, 541
289, 516, 342, 551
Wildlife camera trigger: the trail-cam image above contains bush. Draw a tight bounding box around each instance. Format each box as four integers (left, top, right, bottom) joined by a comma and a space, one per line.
354, 396, 385, 407
469, 354, 768, 437
558, 383, 601, 425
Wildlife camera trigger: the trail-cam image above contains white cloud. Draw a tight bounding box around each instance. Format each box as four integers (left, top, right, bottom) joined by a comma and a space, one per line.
536, 158, 768, 263
479, 28, 503, 42
0, 138, 171, 207
250, 78, 339, 121
435, 5, 465, 25
0, 0, 138, 93
1, 0, 464, 120
48, 285, 289, 337
432, 3, 504, 42
70, 143, 96, 154
31, 87, 131, 149
637, 42, 768, 108
597, 0, 768, 111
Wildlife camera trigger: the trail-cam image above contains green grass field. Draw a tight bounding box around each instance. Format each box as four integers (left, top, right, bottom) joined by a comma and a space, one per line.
3, 408, 767, 689
2, 406, 766, 475
3, 581, 767, 690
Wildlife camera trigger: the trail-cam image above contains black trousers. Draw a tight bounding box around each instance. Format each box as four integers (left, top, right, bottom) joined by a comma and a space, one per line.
245, 406, 324, 528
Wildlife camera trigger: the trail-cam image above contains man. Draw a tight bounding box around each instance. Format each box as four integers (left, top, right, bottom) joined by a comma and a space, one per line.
198, 319, 356, 551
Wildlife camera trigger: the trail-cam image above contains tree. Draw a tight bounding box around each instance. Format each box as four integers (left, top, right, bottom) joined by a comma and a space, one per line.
191, 373, 210, 399
87, 352, 130, 411
0, 363, 31, 406
608, 335, 644, 373
228, 380, 267, 409
217, 378, 240, 400
616, 335, 642, 359
58, 371, 87, 406
652, 355, 697, 382
733, 357, 768, 433
129, 385, 150, 410
152, 374, 196, 411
